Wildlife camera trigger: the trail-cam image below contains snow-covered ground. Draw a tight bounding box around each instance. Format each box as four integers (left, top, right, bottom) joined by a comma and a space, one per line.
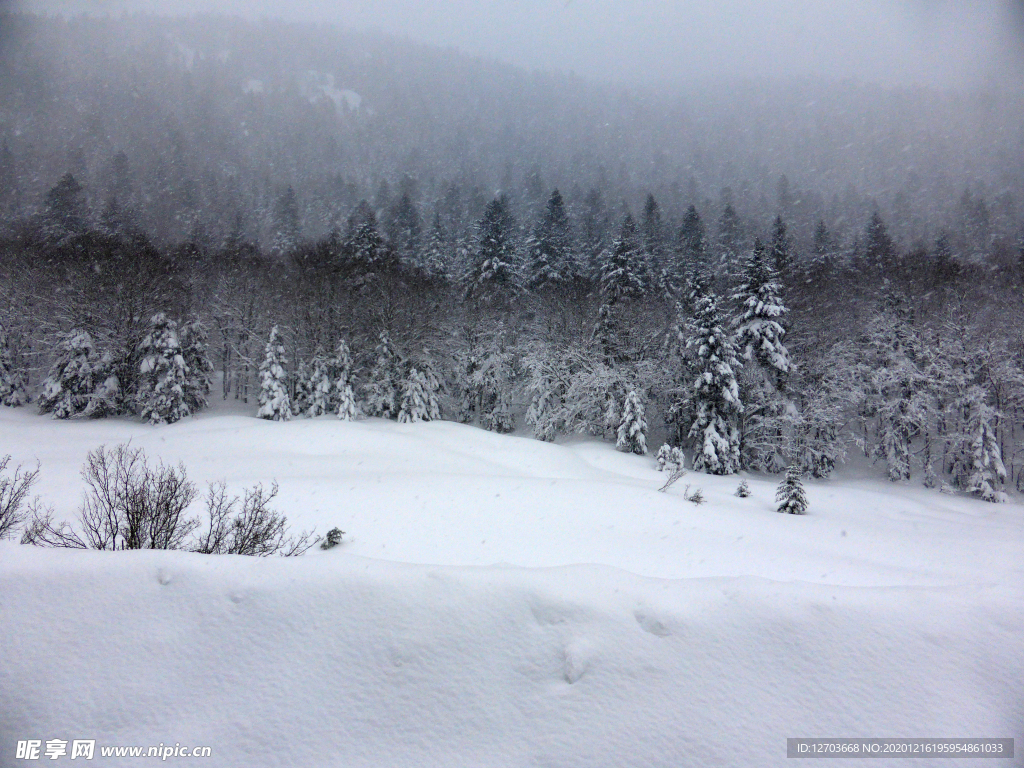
1, 404, 1022, 766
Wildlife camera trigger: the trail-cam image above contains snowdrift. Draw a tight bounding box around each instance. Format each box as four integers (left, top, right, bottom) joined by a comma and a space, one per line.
1, 546, 1021, 767
1, 407, 1022, 765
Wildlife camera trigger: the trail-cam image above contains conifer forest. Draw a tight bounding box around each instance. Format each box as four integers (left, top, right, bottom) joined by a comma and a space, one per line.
1, 12, 1023, 499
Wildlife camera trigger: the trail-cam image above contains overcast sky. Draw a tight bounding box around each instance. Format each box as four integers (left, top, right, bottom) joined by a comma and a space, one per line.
15, 0, 1024, 88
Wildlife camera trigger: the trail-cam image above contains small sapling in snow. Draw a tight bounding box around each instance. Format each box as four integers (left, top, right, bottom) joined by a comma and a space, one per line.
775, 466, 808, 515
321, 527, 345, 550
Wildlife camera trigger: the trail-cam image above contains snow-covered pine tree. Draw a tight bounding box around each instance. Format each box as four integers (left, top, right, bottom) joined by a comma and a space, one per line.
386, 192, 422, 266
600, 214, 646, 306
592, 303, 620, 364
328, 339, 360, 421
594, 215, 646, 365
38, 330, 99, 419
678, 205, 708, 283
398, 366, 442, 424
733, 239, 790, 381
526, 189, 573, 292
420, 362, 443, 420
466, 196, 519, 305
963, 386, 1007, 502
787, 349, 856, 478
656, 444, 684, 472
84, 350, 121, 419
715, 201, 743, 272
179, 319, 213, 415
476, 348, 517, 434
345, 201, 388, 288
683, 285, 744, 475
292, 359, 311, 416
775, 466, 808, 514
0, 325, 29, 406
422, 212, 449, 277
364, 330, 402, 419
733, 239, 791, 472
769, 216, 792, 275
610, 391, 643, 456
304, 352, 333, 417
136, 312, 190, 425
736, 479, 751, 497
257, 325, 292, 421
861, 309, 933, 481
616, 388, 648, 455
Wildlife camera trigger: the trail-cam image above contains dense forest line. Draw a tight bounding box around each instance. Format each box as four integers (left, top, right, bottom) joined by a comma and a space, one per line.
1, 170, 1023, 503
1, 13, 1023, 500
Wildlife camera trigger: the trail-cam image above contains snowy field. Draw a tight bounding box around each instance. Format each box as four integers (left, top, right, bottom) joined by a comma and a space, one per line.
1, 402, 1022, 766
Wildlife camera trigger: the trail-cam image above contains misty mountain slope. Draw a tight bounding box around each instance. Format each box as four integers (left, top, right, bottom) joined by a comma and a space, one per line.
0, 13, 1021, 248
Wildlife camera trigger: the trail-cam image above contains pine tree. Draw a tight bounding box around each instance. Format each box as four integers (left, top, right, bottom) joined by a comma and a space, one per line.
616, 389, 648, 455
812, 220, 835, 268
736, 479, 751, 498
471, 332, 517, 434
398, 366, 442, 424
292, 359, 311, 415
641, 193, 666, 292
179, 319, 213, 415
328, 339, 360, 421
679, 205, 707, 274
386, 192, 422, 265
775, 466, 808, 514
600, 214, 646, 305
422, 212, 449, 277
862, 310, 932, 481
731, 240, 791, 471
364, 330, 402, 419
733, 239, 790, 379
136, 313, 190, 425
526, 189, 573, 292
38, 330, 110, 419
466, 196, 518, 304
0, 326, 29, 407
304, 352, 333, 417
863, 211, 895, 272
715, 201, 743, 270
346, 200, 387, 280
84, 351, 121, 419
656, 444, 685, 472
769, 216, 792, 275
257, 325, 292, 421
683, 286, 743, 475
963, 387, 1007, 502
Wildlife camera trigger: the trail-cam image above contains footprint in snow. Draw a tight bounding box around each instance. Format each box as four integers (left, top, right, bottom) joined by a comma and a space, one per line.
634, 610, 671, 637
563, 640, 591, 684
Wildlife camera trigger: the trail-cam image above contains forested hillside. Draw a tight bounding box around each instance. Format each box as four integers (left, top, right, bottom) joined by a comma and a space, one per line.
1, 12, 1023, 497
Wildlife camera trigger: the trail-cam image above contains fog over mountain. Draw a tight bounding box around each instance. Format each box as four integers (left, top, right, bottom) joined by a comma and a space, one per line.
0, 10, 1022, 257
16, 0, 1024, 88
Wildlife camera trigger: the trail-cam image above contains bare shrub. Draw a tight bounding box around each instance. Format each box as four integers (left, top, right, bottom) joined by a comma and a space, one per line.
194, 480, 315, 557
683, 485, 706, 505
24, 442, 314, 556
658, 465, 686, 492
25, 443, 198, 550
0, 455, 40, 539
